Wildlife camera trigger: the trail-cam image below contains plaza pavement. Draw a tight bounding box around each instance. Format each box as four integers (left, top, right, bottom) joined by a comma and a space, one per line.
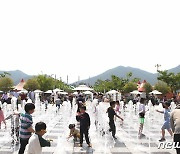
0, 101, 177, 154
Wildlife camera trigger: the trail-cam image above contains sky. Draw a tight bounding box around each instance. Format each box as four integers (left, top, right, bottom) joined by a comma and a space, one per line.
0, 0, 180, 83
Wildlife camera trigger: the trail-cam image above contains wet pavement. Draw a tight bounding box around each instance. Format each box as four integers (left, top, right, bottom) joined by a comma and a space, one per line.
0, 101, 176, 154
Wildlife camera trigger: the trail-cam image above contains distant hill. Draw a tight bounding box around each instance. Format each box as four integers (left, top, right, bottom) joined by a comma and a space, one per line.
74, 65, 180, 86
1, 65, 179, 86
168, 65, 180, 74
0, 70, 32, 85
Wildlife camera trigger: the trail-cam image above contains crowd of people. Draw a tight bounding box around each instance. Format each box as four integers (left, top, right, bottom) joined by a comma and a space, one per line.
0, 89, 180, 154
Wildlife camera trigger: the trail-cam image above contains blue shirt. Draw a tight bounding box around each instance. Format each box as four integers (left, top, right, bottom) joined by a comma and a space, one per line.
164, 108, 170, 122
19, 112, 33, 139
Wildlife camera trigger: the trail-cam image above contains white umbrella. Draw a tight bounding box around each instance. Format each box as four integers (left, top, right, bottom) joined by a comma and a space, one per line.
45, 90, 53, 94
130, 90, 142, 95
58, 91, 68, 95
53, 88, 63, 93
149, 90, 162, 95
73, 85, 93, 91
83, 91, 93, 95
34, 89, 43, 93
73, 92, 78, 95
107, 90, 119, 94
18, 89, 28, 93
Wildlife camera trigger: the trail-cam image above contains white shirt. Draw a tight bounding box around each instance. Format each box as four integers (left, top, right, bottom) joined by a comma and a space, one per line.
11, 96, 17, 111
27, 134, 42, 154
139, 103, 145, 113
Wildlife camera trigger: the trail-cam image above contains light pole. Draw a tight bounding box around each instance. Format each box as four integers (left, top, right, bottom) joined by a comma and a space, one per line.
155, 64, 161, 72
67, 75, 68, 85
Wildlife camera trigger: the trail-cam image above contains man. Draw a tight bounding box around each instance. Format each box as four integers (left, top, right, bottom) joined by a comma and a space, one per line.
170, 103, 180, 154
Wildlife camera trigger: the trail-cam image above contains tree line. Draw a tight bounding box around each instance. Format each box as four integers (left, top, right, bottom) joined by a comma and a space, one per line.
0, 70, 179, 94
0, 73, 72, 92
93, 71, 180, 95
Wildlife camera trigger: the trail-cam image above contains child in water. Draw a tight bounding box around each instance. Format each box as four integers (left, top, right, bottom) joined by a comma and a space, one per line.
67, 124, 80, 141
156, 101, 173, 142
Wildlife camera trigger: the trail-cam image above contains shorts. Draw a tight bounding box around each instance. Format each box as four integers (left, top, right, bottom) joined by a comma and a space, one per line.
162, 121, 171, 130
139, 118, 145, 124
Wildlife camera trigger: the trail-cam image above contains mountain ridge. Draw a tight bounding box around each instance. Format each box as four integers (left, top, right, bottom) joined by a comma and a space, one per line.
0, 65, 179, 86
74, 65, 180, 85
0, 70, 32, 85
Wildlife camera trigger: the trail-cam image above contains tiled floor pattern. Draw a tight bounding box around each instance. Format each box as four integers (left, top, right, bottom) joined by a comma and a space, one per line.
0, 102, 177, 154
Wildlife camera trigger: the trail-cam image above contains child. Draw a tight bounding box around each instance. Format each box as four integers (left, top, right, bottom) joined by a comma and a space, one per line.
27, 122, 51, 154
92, 95, 99, 127
67, 124, 80, 141
0, 107, 6, 129
107, 101, 124, 139
115, 101, 121, 115
44, 98, 48, 111
19, 103, 35, 154
138, 98, 146, 139
55, 96, 61, 111
5, 112, 20, 145
156, 101, 173, 141
76, 106, 91, 147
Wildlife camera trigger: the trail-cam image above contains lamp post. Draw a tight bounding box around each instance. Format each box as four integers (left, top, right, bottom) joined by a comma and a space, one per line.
155, 64, 161, 72
155, 64, 161, 80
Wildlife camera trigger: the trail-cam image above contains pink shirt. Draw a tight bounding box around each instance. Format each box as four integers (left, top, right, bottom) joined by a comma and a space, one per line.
115, 105, 120, 112
0, 110, 5, 122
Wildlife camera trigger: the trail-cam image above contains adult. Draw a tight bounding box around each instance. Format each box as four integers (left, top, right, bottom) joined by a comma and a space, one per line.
170, 103, 180, 154
29, 91, 35, 103
1, 92, 8, 103
20, 92, 27, 109
13, 89, 19, 99
150, 94, 156, 106
68, 94, 73, 109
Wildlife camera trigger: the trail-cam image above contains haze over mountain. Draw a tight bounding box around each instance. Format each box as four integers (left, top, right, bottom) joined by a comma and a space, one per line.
0, 65, 179, 86
74, 65, 180, 86
0, 70, 32, 85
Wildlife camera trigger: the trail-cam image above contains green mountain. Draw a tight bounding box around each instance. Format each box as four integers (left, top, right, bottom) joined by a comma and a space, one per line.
168, 65, 180, 74
74, 65, 180, 86
0, 70, 32, 85
0, 65, 179, 86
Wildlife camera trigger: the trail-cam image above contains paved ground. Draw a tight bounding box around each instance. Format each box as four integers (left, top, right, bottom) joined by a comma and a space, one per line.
0, 101, 177, 154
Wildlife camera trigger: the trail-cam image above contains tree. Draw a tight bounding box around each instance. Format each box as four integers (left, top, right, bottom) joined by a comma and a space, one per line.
123, 82, 137, 93
94, 73, 141, 93
0, 77, 14, 92
35, 75, 54, 91
131, 77, 141, 83
94, 79, 104, 92
158, 70, 180, 93
154, 81, 171, 95
24, 78, 40, 91
143, 82, 153, 94
34, 74, 72, 92
126, 72, 132, 81
173, 73, 180, 93
0, 72, 11, 78
111, 75, 125, 90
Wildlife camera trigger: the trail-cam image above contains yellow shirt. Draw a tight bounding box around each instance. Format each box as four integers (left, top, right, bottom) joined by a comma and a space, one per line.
70, 129, 80, 139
